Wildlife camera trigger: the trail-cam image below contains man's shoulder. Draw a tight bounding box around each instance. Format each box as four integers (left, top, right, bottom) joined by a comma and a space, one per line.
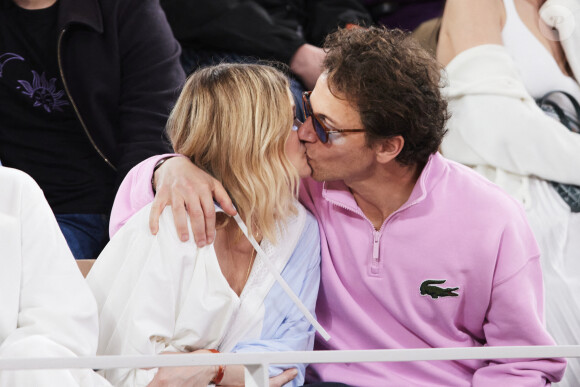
440, 157, 525, 214
429, 156, 540, 282
430, 156, 535, 242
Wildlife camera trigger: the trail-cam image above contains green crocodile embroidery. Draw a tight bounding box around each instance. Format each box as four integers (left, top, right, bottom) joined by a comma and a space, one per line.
420, 280, 459, 299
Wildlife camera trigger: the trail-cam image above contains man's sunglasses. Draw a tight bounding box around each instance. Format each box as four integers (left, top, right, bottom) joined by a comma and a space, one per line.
302, 91, 365, 143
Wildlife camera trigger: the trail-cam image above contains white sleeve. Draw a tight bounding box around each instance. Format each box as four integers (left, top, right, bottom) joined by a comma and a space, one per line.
0, 171, 108, 386
441, 44, 580, 185
87, 206, 196, 387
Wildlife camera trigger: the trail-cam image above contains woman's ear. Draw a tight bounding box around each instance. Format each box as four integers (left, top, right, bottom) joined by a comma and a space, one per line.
375, 135, 404, 164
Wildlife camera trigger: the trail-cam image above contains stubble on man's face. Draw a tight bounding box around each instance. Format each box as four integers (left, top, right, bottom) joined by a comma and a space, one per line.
306, 139, 375, 184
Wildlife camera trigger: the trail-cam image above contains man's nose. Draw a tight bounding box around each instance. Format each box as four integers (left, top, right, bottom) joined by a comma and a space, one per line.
298, 116, 318, 143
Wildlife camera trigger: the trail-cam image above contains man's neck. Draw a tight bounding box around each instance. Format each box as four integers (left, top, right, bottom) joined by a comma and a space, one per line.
13, 0, 56, 10
346, 161, 423, 230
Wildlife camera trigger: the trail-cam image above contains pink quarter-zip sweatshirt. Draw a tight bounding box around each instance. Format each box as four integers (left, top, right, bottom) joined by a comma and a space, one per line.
302, 152, 565, 386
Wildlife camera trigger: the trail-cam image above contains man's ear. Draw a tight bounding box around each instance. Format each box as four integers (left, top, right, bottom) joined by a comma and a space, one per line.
375, 135, 404, 164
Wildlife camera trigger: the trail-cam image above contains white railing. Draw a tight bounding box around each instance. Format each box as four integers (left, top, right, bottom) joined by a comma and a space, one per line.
0, 346, 578, 386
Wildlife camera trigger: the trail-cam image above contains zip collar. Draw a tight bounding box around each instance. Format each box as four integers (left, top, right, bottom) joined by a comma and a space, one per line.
322, 152, 447, 218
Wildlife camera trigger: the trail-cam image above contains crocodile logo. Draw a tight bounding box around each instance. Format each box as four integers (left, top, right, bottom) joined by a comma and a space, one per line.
420, 280, 459, 299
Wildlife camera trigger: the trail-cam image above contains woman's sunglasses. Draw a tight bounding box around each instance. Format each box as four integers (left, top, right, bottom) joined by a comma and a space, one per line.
302, 91, 365, 143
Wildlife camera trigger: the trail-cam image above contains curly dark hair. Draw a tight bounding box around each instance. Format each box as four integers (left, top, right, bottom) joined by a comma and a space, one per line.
323, 26, 449, 166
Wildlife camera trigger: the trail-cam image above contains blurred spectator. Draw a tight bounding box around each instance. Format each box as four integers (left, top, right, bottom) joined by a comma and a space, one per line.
0, 0, 185, 259
0, 166, 110, 386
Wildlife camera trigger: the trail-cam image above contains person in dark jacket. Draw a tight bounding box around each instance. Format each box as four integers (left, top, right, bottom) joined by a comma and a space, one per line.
160, 0, 371, 112
0, 0, 185, 259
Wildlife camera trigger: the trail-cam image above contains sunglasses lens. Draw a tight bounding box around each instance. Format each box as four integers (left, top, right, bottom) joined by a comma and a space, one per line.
313, 119, 328, 143
303, 93, 328, 143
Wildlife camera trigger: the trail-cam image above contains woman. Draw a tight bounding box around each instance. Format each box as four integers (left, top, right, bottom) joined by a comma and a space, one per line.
87, 63, 321, 386
437, 0, 580, 384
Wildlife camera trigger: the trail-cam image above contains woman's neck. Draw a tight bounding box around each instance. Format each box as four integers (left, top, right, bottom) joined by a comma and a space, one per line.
213, 224, 259, 296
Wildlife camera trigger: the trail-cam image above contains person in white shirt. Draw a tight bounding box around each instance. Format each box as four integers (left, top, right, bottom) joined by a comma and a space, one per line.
0, 166, 109, 386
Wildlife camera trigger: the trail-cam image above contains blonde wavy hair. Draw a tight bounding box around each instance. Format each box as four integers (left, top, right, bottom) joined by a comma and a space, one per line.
167, 63, 299, 243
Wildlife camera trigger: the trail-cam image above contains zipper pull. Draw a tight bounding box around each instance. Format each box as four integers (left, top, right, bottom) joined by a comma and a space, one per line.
371, 231, 380, 274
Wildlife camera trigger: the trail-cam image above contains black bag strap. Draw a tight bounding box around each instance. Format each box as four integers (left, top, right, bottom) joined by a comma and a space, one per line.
537, 90, 580, 116
536, 90, 580, 212
537, 90, 580, 132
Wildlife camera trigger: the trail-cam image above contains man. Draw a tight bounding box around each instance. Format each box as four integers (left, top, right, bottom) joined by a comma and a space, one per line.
0, 0, 185, 259
111, 27, 566, 385
0, 167, 110, 386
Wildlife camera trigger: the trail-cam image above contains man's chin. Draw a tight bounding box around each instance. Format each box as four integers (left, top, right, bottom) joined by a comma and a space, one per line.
307, 160, 329, 182
309, 169, 327, 182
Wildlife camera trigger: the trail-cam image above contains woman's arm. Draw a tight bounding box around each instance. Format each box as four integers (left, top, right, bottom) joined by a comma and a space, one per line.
438, 0, 580, 185
441, 44, 580, 185
88, 206, 192, 385
437, 0, 504, 66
